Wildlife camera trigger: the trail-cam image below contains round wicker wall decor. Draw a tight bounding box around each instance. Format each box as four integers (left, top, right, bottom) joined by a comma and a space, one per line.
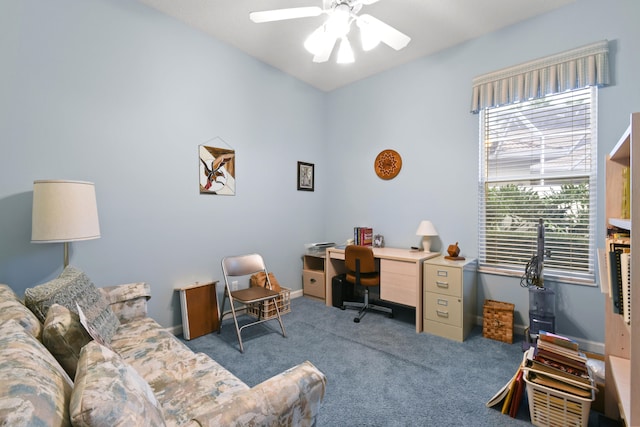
374, 149, 402, 180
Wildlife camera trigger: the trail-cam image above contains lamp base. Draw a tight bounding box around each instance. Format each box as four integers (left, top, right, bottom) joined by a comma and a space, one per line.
421, 237, 432, 252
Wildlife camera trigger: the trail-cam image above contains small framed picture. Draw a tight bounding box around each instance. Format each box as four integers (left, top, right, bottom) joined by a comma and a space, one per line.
373, 234, 385, 248
297, 161, 314, 191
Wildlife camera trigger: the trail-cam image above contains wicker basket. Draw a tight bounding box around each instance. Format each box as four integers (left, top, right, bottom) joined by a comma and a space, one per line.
246, 287, 291, 320
523, 369, 594, 427
483, 299, 515, 343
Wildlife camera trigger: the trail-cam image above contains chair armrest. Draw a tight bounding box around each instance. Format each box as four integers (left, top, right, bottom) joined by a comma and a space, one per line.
192, 361, 326, 427
99, 282, 151, 323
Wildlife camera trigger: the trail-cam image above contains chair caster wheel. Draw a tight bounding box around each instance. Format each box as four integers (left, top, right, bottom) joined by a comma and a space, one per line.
354, 318, 360, 323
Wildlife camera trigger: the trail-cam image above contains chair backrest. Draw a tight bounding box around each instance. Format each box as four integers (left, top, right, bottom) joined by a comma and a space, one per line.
222, 253, 268, 279
345, 245, 376, 274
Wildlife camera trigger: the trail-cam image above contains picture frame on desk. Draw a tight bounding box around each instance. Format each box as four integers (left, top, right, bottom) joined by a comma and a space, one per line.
297, 161, 314, 191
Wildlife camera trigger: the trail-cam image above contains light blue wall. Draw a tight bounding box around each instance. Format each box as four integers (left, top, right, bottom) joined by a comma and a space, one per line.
325, 0, 640, 349
0, 0, 327, 328
1, 0, 638, 348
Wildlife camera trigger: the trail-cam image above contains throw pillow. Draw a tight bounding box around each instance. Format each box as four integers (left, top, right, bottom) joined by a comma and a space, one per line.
70, 341, 166, 427
42, 303, 92, 379
0, 284, 43, 340
0, 319, 73, 426
24, 266, 120, 343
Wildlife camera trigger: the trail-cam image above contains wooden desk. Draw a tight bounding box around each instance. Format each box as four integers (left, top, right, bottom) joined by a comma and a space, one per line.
324, 247, 438, 332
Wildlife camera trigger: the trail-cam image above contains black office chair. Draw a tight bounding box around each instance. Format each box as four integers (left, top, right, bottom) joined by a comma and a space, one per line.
341, 245, 393, 323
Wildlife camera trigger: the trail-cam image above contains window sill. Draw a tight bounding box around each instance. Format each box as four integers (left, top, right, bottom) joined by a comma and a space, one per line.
478, 265, 596, 287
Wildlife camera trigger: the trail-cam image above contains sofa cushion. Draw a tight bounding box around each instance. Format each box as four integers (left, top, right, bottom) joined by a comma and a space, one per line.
0, 284, 43, 340
70, 341, 166, 427
42, 303, 92, 379
24, 266, 120, 343
0, 319, 73, 426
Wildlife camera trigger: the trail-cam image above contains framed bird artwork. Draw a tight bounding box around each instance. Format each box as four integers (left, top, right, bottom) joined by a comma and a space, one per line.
199, 145, 236, 195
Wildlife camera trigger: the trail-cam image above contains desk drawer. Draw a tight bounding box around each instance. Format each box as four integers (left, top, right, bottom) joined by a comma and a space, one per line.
424, 264, 461, 297
380, 259, 416, 307
303, 270, 325, 299
424, 293, 462, 327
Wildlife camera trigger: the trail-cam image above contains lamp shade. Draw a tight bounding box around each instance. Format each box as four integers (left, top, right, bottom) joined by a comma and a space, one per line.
415, 220, 438, 236
32, 180, 101, 243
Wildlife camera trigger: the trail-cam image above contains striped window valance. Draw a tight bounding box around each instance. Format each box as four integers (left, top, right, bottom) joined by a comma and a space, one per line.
470, 40, 610, 113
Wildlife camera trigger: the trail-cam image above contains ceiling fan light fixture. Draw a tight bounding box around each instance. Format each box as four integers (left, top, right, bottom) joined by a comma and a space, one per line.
357, 18, 381, 51
337, 37, 355, 64
304, 25, 326, 55
325, 3, 352, 39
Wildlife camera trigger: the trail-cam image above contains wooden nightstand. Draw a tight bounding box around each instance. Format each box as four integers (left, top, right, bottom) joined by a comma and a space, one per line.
423, 256, 477, 342
176, 281, 219, 340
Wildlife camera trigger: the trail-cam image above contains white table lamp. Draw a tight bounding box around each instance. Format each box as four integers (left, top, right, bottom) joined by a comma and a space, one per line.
31, 180, 101, 268
416, 220, 438, 252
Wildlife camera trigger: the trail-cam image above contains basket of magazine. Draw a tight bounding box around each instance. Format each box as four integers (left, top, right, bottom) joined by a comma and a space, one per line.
522, 345, 596, 427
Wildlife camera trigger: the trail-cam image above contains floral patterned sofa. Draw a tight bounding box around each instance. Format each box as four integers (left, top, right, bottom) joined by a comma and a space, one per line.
0, 267, 326, 426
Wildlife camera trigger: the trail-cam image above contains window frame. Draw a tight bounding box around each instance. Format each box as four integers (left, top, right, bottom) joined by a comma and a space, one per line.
477, 87, 598, 286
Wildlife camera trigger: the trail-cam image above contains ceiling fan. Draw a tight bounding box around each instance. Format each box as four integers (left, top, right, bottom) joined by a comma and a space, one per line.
249, 0, 411, 64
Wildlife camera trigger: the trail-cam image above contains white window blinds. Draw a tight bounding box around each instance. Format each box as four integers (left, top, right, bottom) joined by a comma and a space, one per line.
478, 87, 597, 283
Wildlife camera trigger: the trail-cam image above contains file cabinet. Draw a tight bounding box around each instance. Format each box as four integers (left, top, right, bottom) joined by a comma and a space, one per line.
423, 256, 477, 342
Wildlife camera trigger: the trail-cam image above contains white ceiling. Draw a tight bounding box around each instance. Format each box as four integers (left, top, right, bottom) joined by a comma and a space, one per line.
138, 0, 575, 92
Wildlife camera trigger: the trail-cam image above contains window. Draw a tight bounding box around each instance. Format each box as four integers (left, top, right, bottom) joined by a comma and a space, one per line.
478, 87, 597, 284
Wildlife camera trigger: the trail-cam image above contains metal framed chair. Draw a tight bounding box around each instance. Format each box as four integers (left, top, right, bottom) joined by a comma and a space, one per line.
341, 245, 393, 323
219, 253, 286, 353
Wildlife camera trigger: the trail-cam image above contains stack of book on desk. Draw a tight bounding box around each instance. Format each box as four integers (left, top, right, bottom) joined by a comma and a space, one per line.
524, 331, 594, 399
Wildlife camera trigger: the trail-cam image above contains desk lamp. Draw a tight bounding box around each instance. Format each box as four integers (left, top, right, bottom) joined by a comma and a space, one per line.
31, 180, 101, 268
415, 220, 438, 252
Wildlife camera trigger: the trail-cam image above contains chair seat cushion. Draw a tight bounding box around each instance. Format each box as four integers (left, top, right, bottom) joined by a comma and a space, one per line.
346, 272, 380, 287
232, 287, 279, 303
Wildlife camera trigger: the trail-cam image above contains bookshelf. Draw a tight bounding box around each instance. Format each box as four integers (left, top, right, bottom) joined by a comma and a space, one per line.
604, 112, 639, 425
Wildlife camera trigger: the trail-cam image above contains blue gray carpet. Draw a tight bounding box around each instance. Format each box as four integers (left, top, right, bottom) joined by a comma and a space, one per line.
182, 297, 608, 426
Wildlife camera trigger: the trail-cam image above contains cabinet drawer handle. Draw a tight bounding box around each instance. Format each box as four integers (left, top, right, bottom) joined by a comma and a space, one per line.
436, 281, 449, 288
309, 278, 316, 284
437, 270, 448, 277
437, 299, 448, 306
436, 310, 449, 318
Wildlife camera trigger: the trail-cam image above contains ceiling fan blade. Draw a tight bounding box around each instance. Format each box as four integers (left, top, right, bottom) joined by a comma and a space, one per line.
249, 7, 323, 23
357, 14, 410, 50
313, 34, 338, 63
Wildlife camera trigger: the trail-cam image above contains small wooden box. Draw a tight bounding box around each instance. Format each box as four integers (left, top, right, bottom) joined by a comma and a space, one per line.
482, 299, 514, 343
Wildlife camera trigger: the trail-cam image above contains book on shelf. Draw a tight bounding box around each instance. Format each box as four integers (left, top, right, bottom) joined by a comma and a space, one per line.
607, 242, 629, 315
597, 247, 609, 294
620, 251, 632, 325
608, 249, 623, 314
